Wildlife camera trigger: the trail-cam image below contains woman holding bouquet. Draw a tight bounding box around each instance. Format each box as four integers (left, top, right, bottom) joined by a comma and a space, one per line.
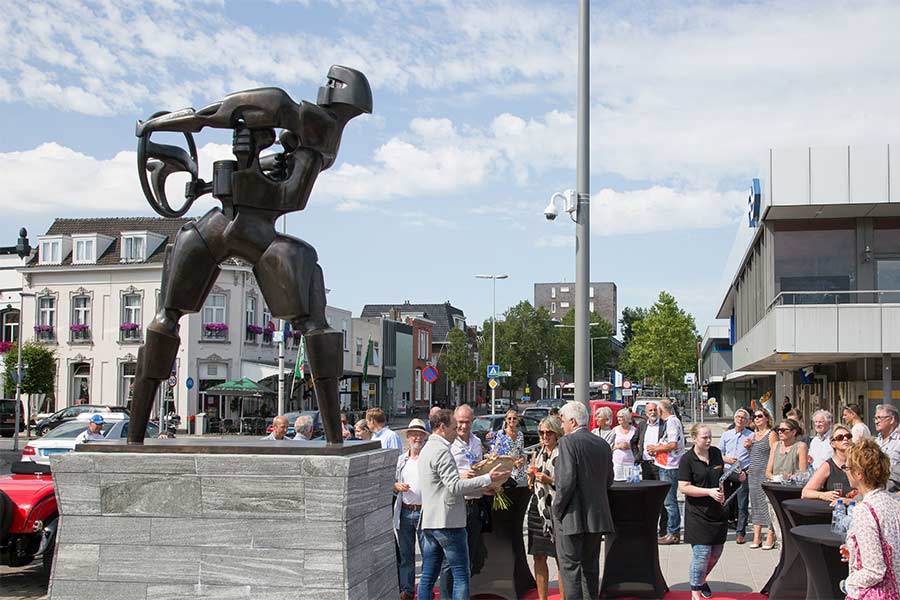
492, 409, 527, 486
527, 417, 566, 600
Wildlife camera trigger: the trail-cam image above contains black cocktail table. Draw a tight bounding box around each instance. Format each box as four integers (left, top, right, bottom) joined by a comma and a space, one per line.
791, 524, 845, 600
783, 498, 833, 525
471, 486, 536, 600
600, 480, 669, 599
761, 481, 805, 598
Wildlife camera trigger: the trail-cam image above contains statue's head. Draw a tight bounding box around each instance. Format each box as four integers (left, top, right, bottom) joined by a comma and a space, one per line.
317, 65, 373, 115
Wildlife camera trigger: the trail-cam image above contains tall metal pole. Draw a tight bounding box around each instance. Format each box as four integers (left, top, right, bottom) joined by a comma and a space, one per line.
13, 309, 24, 452
277, 215, 287, 415
491, 276, 497, 416
574, 0, 591, 412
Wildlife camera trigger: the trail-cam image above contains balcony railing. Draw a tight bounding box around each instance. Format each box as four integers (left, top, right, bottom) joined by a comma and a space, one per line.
767, 289, 900, 312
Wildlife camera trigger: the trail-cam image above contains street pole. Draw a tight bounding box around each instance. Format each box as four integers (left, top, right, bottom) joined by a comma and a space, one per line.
574, 0, 591, 413
476, 274, 508, 416
277, 215, 287, 415
13, 313, 23, 452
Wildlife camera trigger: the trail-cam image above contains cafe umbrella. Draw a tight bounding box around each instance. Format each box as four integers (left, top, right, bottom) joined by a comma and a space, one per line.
202, 377, 275, 433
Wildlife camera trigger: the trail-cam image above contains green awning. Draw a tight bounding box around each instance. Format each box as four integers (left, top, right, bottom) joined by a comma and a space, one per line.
202, 377, 275, 396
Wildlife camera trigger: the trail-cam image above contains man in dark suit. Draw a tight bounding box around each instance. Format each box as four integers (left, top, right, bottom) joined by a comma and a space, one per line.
552, 401, 614, 600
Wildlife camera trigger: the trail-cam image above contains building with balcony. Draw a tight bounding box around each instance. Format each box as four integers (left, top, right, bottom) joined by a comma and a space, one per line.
717, 144, 900, 424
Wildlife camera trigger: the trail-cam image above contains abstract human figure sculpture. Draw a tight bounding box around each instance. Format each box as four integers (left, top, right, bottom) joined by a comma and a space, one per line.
128, 66, 372, 444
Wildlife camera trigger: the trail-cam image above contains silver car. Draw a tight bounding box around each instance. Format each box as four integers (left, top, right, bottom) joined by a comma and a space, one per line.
21, 418, 159, 465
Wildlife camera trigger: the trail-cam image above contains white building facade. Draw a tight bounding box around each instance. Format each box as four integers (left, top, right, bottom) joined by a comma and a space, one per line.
718, 144, 900, 423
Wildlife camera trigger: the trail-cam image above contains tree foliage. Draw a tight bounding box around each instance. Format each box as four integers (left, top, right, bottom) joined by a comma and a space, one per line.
478, 301, 557, 393
440, 327, 477, 386
619, 291, 699, 393
619, 306, 648, 346
552, 309, 614, 380
3, 341, 57, 397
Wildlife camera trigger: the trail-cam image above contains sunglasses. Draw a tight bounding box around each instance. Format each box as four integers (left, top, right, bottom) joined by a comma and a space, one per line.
832, 433, 852, 442
776, 427, 795, 433
754, 414, 765, 419
874, 416, 893, 422
539, 430, 556, 436
506, 417, 519, 421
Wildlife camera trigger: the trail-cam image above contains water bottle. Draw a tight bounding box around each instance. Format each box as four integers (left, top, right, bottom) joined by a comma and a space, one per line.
843, 501, 856, 533
831, 499, 847, 535
634, 465, 643, 482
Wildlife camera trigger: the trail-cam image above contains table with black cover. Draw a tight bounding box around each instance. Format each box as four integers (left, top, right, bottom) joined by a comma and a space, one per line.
600, 480, 669, 599
760, 482, 805, 598
470, 485, 537, 600
791, 524, 845, 600
783, 498, 834, 525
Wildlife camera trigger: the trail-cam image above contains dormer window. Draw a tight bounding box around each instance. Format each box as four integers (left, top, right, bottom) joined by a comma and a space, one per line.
38, 235, 68, 265
74, 238, 94, 263
72, 234, 112, 265
40, 240, 60, 263
122, 235, 145, 262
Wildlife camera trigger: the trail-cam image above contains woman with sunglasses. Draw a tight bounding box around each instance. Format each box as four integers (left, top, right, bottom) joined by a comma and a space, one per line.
745, 407, 777, 549
764, 418, 808, 549
527, 417, 566, 600
802, 424, 855, 502
492, 409, 527, 486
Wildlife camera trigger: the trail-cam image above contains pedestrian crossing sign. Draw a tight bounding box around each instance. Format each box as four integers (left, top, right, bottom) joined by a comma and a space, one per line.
487, 365, 500, 378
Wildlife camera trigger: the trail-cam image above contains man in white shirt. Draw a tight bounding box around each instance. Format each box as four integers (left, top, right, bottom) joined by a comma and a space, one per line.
417, 409, 508, 600
439, 404, 485, 598
75, 414, 106, 444
261, 415, 289, 441
874, 404, 900, 468
367, 407, 402, 450
636, 402, 667, 537
808, 410, 834, 469
653, 399, 684, 545
393, 418, 428, 600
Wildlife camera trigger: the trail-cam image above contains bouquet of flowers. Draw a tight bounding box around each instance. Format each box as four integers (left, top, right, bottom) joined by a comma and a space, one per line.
472, 454, 515, 510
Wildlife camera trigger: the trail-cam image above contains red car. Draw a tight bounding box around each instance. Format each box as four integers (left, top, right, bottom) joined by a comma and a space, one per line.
0, 461, 57, 572
588, 400, 645, 430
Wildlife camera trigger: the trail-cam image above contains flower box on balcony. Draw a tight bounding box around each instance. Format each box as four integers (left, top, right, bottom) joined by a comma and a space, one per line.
246, 325, 264, 335
34, 325, 53, 333
119, 322, 140, 331
204, 323, 229, 332
70, 324, 90, 333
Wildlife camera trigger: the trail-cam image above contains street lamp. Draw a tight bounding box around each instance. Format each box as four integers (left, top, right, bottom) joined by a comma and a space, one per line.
14, 291, 36, 452
476, 274, 508, 415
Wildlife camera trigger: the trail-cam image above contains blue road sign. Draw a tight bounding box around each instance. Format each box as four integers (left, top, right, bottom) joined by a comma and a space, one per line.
422, 366, 439, 383
186, 377, 194, 390
487, 365, 500, 378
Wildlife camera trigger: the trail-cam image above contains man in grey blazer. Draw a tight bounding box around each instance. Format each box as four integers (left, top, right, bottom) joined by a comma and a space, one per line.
553, 401, 614, 600
417, 408, 510, 600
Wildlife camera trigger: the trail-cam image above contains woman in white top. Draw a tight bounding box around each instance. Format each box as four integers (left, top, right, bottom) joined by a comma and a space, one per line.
843, 403, 872, 441
611, 408, 638, 481
840, 438, 900, 599
592, 406, 616, 448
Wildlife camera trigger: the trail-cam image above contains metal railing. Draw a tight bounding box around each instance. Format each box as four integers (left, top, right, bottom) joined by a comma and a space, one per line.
766, 289, 900, 313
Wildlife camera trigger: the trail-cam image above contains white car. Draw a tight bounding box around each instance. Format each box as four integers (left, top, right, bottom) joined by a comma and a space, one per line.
21, 414, 157, 465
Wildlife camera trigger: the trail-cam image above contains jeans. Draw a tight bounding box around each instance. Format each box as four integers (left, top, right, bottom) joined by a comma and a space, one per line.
396, 507, 423, 595
439, 502, 484, 599
641, 461, 669, 536
732, 478, 749, 536
659, 467, 681, 535
689, 543, 724, 589
418, 528, 470, 600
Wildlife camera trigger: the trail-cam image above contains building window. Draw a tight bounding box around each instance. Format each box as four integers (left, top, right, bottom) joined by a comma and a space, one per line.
36, 296, 55, 341
71, 363, 91, 405
202, 293, 227, 340
2, 310, 19, 343
416, 369, 422, 403
71, 296, 91, 342
74, 239, 94, 264
245, 295, 258, 342
356, 337, 363, 366
120, 362, 136, 406
121, 294, 142, 342
774, 220, 856, 304
551, 287, 557, 299
342, 319, 348, 350
122, 235, 145, 262
372, 341, 380, 367
551, 302, 557, 314
589, 301, 594, 313
560, 301, 570, 309
424, 379, 431, 403
418, 330, 429, 360
39, 240, 61, 264
560, 286, 570, 293
590, 287, 595, 298
262, 305, 272, 344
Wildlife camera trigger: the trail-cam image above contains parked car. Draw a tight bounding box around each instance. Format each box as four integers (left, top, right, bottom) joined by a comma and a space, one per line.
34, 404, 129, 436
491, 397, 518, 411
22, 414, 158, 465
588, 400, 646, 431
631, 398, 688, 423
472, 413, 541, 452
0, 399, 26, 437
535, 398, 563, 409
0, 461, 57, 573
264, 410, 323, 439
522, 406, 551, 422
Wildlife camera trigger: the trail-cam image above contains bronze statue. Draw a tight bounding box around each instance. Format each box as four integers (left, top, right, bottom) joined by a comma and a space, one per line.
129, 66, 372, 444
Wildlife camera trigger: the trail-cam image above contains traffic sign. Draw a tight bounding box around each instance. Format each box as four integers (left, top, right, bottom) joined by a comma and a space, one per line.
537, 377, 548, 390
186, 377, 194, 390
623, 388, 633, 397
498, 370, 512, 377
487, 365, 500, 378
600, 382, 612, 393
422, 366, 439, 383
684, 372, 696, 386
622, 380, 632, 390
167, 375, 177, 388
488, 379, 499, 390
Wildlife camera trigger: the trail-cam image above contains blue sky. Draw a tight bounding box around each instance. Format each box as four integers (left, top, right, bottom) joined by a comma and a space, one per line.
3, 0, 900, 333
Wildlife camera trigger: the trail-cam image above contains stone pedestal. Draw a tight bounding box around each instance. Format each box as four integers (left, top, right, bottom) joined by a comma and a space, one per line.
47, 440, 398, 600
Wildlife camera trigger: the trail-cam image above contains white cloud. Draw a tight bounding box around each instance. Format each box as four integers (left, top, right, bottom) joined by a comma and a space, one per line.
535, 235, 574, 249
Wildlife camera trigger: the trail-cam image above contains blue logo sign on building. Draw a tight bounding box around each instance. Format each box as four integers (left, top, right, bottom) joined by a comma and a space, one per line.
186, 377, 194, 390
747, 178, 761, 228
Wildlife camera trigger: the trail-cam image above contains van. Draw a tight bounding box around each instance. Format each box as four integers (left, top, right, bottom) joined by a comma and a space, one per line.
0, 399, 26, 437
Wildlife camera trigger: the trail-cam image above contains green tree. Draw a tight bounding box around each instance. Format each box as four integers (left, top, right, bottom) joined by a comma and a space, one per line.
620, 291, 699, 393
478, 301, 557, 395
3, 341, 57, 398
619, 306, 648, 345
440, 327, 476, 390
552, 309, 614, 381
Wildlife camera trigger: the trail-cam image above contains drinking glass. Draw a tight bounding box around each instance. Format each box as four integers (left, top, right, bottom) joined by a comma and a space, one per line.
833, 483, 844, 496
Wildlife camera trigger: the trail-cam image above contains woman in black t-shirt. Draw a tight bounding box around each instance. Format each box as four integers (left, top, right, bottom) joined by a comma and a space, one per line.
679, 424, 730, 600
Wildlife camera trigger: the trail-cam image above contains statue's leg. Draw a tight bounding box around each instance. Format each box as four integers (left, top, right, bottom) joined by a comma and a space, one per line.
255, 235, 343, 444
129, 215, 227, 443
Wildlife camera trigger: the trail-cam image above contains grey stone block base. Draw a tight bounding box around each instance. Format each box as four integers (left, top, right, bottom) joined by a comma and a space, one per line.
48, 447, 399, 600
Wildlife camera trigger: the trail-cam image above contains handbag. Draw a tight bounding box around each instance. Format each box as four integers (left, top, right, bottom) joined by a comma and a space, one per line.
849, 502, 899, 600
